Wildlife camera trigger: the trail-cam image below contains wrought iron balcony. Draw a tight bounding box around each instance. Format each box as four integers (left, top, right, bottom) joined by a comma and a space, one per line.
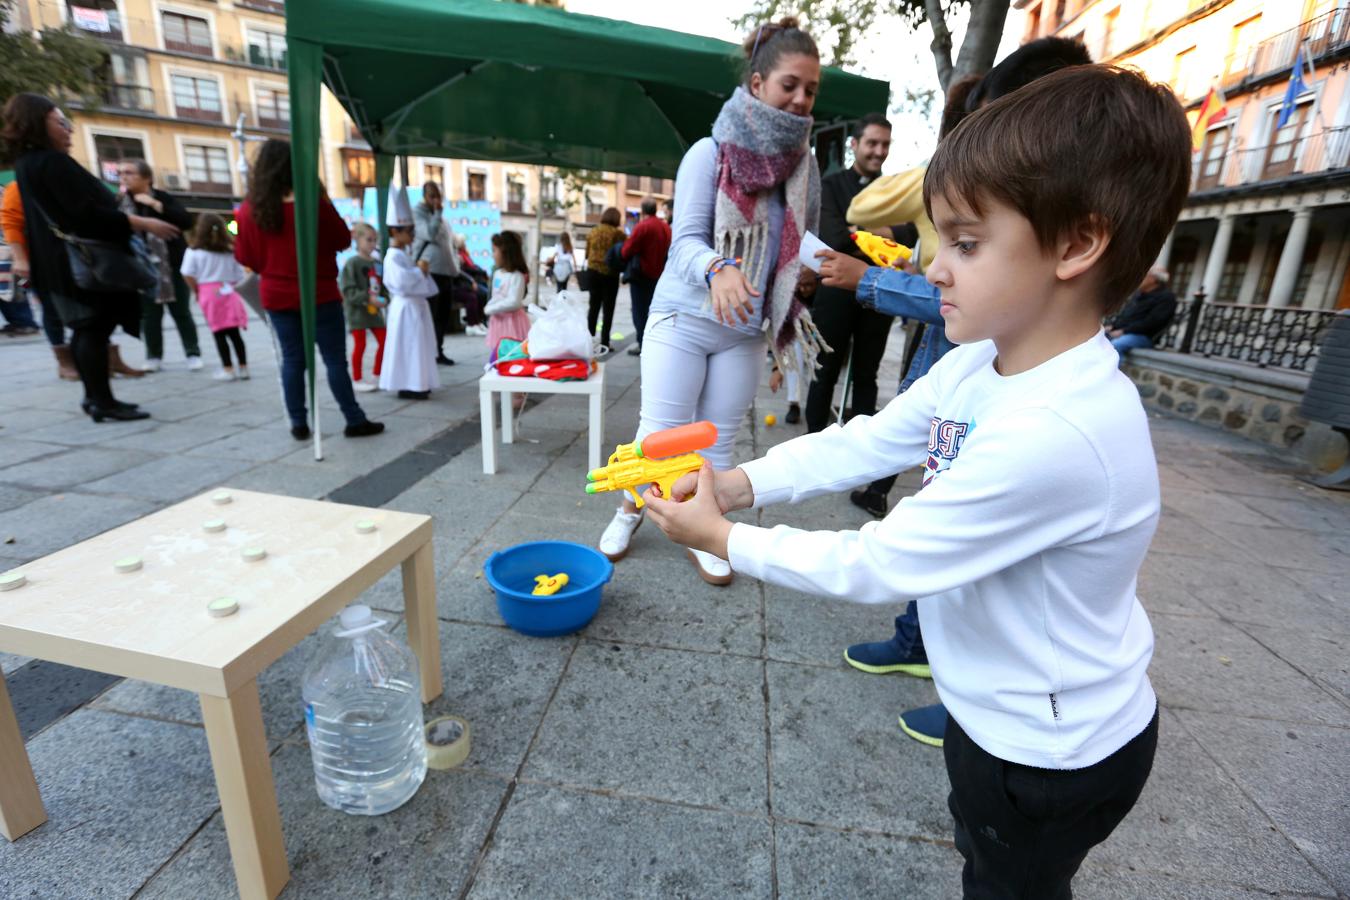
1220, 9, 1350, 92
102, 84, 154, 113
1155, 296, 1338, 372
1193, 126, 1350, 192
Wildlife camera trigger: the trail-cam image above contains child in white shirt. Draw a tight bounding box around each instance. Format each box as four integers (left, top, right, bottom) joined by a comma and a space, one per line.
180, 213, 248, 381
642, 65, 1194, 897
378, 187, 440, 400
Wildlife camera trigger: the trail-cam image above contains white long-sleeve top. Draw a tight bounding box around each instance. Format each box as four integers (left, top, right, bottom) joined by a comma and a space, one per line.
382, 245, 438, 300
728, 333, 1159, 769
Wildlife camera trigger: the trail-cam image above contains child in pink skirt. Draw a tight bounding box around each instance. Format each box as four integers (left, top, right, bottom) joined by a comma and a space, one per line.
483, 231, 530, 359
181, 213, 249, 381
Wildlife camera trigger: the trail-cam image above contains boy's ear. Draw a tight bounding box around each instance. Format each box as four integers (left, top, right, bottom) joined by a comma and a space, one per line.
1055, 215, 1111, 283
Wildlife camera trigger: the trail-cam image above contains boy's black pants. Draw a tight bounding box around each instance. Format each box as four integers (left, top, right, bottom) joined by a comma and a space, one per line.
944, 707, 1158, 899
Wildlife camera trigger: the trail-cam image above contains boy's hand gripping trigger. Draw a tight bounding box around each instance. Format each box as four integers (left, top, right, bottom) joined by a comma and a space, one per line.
851, 230, 913, 269
585, 421, 718, 509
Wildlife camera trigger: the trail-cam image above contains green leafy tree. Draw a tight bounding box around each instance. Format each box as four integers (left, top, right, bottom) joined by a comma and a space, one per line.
0, 0, 106, 111
734, 0, 1011, 92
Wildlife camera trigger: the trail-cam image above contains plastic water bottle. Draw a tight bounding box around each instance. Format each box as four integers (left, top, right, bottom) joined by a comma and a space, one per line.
302, 604, 427, 815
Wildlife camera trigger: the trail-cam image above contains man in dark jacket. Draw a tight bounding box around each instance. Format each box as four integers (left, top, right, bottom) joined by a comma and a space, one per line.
1108, 267, 1177, 358
803, 112, 910, 431
119, 159, 201, 371
620, 196, 672, 356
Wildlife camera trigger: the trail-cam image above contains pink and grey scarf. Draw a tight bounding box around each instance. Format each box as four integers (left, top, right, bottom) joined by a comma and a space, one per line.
711, 86, 828, 373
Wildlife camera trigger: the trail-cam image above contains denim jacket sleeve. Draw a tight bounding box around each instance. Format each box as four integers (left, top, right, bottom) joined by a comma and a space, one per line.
856, 267, 944, 326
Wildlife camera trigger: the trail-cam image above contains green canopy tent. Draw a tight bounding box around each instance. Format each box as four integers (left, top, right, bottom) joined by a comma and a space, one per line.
285, 0, 890, 457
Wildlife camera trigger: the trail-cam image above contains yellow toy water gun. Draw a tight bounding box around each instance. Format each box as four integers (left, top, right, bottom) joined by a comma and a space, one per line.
851, 230, 913, 270
585, 421, 717, 509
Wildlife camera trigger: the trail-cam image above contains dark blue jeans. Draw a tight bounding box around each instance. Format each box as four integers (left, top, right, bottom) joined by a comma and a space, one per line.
0, 283, 39, 330
268, 301, 367, 429
892, 601, 926, 661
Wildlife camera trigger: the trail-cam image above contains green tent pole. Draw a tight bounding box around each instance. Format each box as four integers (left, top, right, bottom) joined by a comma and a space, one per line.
288, 38, 323, 459
375, 153, 395, 253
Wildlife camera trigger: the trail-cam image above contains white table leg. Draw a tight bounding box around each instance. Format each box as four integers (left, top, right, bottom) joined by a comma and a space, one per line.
500, 389, 515, 444
401, 541, 443, 703
588, 387, 603, 471
0, 669, 45, 841
480, 386, 497, 474
200, 681, 289, 900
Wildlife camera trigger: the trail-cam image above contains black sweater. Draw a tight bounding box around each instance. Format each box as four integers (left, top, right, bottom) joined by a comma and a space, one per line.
1111, 288, 1178, 341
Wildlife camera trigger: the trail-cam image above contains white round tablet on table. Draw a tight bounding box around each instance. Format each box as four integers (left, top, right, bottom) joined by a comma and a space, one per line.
355, 520, 377, 534
0, 572, 26, 592
207, 597, 239, 618
114, 556, 142, 573
241, 547, 267, 562
202, 519, 226, 533
211, 491, 232, 506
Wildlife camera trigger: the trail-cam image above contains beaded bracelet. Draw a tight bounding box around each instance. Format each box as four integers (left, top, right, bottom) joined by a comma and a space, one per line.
705, 256, 742, 286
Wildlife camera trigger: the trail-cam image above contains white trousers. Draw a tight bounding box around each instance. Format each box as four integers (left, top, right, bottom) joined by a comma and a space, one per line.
636, 312, 764, 471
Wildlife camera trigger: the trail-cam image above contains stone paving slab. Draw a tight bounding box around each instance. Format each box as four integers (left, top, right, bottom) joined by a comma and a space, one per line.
1237, 623, 1350, 705
767, 661, 951, 839
1091, 709, 1336, 895
82, 452, 257, 503
764, 583, 910, 668
0, 492, 156, 561
99, 418, 247, 454
467, 782, 774, 899
1148, 612, 1350, 726
1174, 709, 1350, 895
0, 709, 219, 900
774, 823, 962, 899
419, 621, 574, 777
4, 446, 149, 491
0, 438, 70, 469
0, 484, 45, 515
523, 641, 768, 813
138, 745, 510, 899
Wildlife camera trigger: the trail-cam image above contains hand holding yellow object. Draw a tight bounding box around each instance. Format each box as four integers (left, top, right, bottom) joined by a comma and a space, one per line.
532, 573, 569, 596
850, 231, 913, 270
586, 421, 718, 510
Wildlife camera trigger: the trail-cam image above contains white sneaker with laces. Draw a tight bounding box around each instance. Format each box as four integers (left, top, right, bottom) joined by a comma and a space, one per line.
687, 548, 733, 586
354, 380, 377, 392
598, 507, 643, 562
143, 358, 163, 373
187, 356, 204, 371
212, 369, 236, 381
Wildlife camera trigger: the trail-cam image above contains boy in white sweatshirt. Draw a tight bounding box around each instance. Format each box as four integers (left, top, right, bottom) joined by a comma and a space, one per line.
643, 65, 1193, 896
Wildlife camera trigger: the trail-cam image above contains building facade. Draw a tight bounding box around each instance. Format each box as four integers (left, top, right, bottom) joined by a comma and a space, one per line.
1014, 0, 1350, 313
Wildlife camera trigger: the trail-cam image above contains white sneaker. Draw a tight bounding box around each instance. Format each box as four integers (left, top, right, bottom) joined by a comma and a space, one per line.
354, 380, 377, 393
237, 366, 250, 380
466, 324, 489, 337
143, 358, 162, 373
598, 507, 643, 562
687, 548, 733, 586
212, 369, 237, 382
187, 356, 204, 371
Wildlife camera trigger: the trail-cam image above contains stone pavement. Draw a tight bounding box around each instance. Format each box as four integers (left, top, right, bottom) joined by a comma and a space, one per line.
0, 293, 1346, 899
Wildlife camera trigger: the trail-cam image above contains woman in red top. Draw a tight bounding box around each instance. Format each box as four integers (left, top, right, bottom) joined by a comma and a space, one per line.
234, 139, 382, 440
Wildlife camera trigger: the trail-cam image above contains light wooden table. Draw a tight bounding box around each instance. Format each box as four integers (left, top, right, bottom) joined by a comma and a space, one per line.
0, 488, 442, 900
479, 363, 606, 475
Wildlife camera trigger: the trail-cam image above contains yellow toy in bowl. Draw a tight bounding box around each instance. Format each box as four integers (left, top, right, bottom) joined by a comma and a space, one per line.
532, 573, 570, 596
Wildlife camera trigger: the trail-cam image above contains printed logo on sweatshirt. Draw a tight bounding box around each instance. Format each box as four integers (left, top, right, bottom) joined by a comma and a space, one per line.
923, 416, 975, 487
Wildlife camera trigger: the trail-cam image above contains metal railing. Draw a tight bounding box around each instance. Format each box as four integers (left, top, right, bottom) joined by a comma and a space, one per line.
1154, 294, 1338, 371
102, 84, 154, 112
1194, 126, 1350, 191
235, 0, 284, 14
1220, 9, 1350, 91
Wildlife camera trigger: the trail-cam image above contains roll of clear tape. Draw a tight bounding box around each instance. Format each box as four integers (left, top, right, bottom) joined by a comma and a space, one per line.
424, 715, 471, 770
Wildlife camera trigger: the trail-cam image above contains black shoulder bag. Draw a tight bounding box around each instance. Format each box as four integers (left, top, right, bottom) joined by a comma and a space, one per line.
28, 191, 156, 294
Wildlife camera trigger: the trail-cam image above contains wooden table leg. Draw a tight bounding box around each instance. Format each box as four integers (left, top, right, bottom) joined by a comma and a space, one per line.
480, 385, 497, 474
402, 541, 443, 703
199, 681, 289, 900
0, 669, 45, 841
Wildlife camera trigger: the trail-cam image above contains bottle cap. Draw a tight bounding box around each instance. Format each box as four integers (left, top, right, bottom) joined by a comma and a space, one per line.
241, 547, 267, 562
339, 604, 372, 630
114, 556, 142, 573
207, 597, 239, 618
0, 572, 26, 592
355, 520, 377, 534
202, 519, 226, 533
211, 491, 232, 505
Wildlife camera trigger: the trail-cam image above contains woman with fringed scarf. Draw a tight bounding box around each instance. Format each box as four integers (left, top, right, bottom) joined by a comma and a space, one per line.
597, 18, 826, 585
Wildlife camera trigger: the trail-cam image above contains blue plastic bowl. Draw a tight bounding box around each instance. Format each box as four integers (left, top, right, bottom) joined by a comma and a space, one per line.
484, 541, 614, 637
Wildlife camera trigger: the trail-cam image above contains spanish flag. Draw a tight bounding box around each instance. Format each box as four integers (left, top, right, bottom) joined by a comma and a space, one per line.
1191, 85, 1228, 151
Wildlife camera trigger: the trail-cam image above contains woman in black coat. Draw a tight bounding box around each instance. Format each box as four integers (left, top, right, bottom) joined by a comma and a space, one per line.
3, 93, 181, 421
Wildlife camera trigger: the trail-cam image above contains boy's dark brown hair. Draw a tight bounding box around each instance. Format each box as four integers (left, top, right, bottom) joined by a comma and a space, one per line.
924, 65, 1191, 314
189, 212, 232, 253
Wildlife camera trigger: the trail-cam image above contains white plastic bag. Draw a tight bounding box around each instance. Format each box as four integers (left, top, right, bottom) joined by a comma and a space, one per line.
527, 290, 593, 360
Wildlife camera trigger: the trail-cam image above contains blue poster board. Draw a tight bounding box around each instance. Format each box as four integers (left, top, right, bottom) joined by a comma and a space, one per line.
334, 190, 502, 273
